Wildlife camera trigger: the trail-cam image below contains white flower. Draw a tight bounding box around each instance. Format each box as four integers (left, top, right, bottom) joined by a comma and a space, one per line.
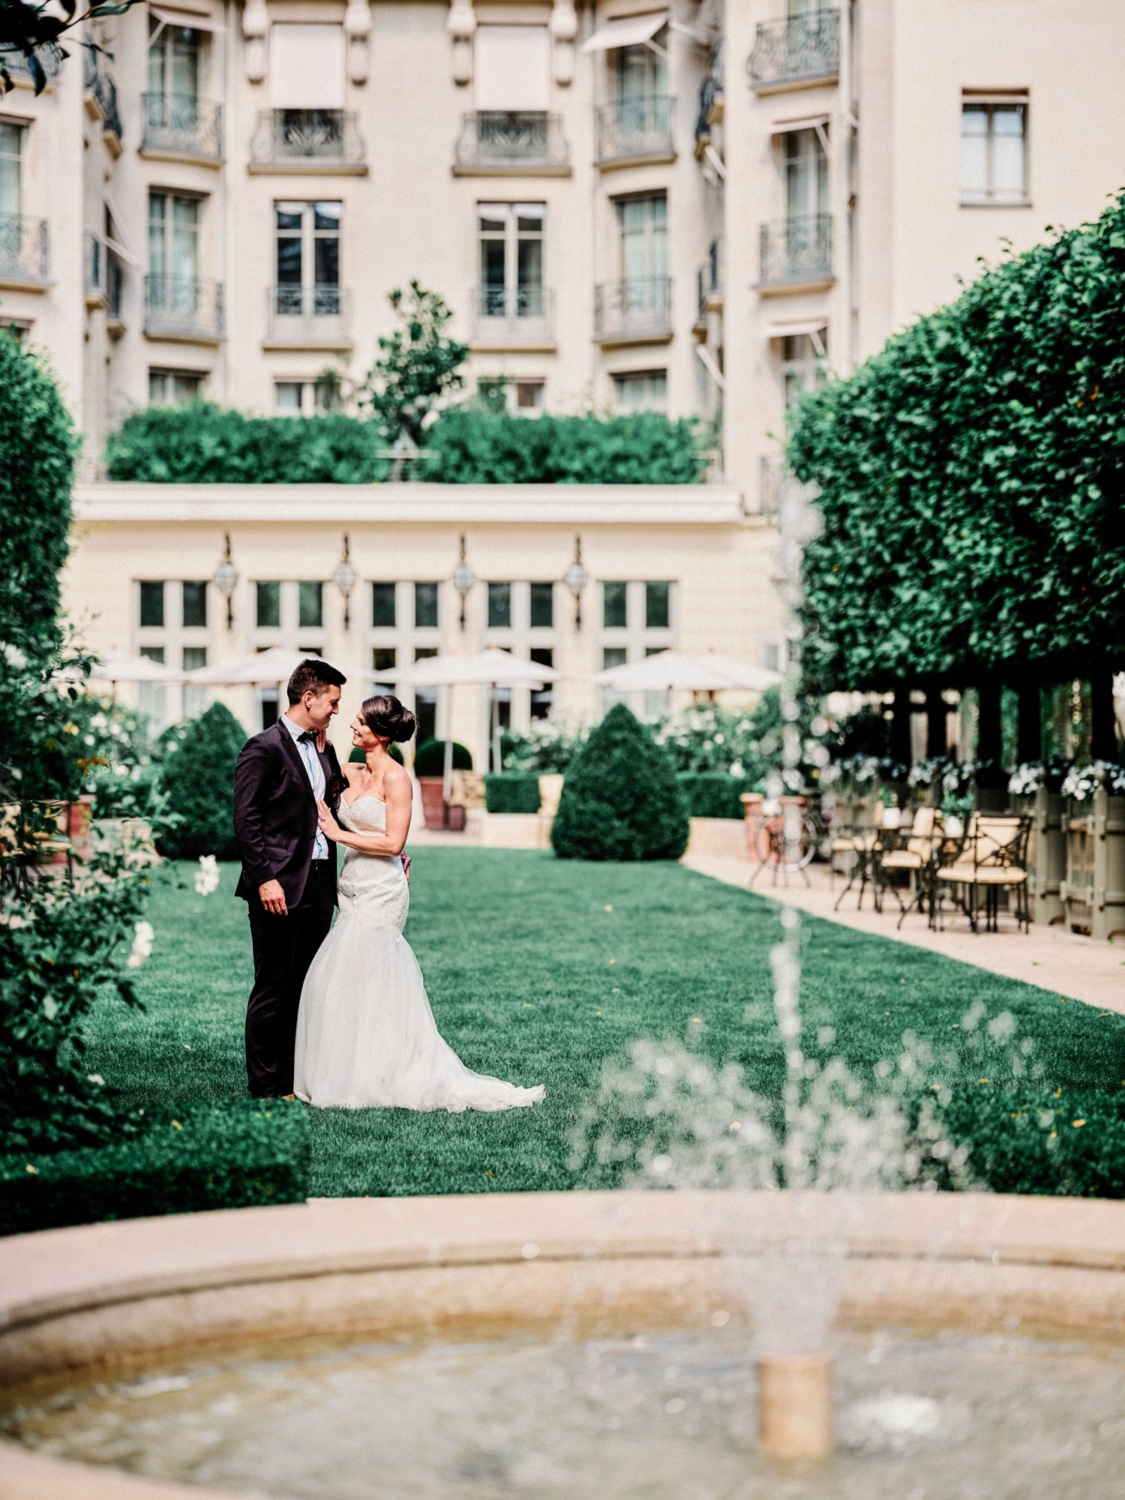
195, 855, 220, 897
87, 1073, 105, 1086
1, 641, 27, 671
729, 760, 744, 778
127, 920, 155, 969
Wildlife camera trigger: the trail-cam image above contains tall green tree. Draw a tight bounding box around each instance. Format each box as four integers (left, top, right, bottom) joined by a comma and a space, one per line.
357, 282, 469, 447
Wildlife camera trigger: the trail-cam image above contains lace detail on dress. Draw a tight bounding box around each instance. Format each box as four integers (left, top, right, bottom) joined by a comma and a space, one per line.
292, 793, 545, 1113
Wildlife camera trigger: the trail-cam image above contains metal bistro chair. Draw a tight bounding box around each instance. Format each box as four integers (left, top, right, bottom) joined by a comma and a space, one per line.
933, 813, 1032, 933
874, 804, 945, 928
831, 814, 884, 913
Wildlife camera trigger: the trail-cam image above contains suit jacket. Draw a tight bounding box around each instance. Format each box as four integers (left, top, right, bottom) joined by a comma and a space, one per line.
233, 718, 345, 907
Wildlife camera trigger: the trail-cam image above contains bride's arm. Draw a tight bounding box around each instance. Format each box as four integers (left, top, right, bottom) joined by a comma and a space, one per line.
315, 774, 412, 857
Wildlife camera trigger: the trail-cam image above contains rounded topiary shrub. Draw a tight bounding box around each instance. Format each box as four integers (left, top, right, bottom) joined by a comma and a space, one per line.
157, 702, 247, 858
551, 703, 689, 861
349, 743, 403, 765
414, 738, 472, 777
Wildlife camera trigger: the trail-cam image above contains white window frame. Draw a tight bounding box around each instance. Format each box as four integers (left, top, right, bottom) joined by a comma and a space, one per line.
597, 579, 675, 720
961, 94, 1029, 206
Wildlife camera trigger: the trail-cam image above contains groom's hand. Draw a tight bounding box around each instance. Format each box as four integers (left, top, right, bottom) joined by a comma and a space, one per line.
259, 879, 287, 916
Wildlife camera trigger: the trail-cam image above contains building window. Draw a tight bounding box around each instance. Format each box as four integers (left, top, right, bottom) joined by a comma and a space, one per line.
530, 582, 554, 629
270, 23, 344, 111
257, 581, 281, 628
182, 580, 207, 628
138, 646, 167, 732
149, 192, 200, 288
414, 582, 439, 629
372, 646, 396, 676
475, 24, 549, 112
149, 369, 202, 406
781, 330, 827, 405
276, 200, 341, 316
148, 16, 201, 106
274, 379, 335, 415
784, 127, 828, 220
478, 202, 545, 318
603, 581, 628, 630
298, 581, 323, 629
516, 380, 544, 410
763, 641, 782, 674
616, 193, 667, 289
0, 121, 24, 218
614, 369, 667, 412
529, 646, 553, 720
645, 582, 670, 630
139, 581, 165, 628
182, 645, 208, 718
488, 582, 512, 629
961, 95, 1027, 205
372, 582, 396, 628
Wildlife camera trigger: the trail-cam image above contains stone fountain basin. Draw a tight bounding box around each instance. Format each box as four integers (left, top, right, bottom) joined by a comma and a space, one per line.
4, 1190, 1125, 1500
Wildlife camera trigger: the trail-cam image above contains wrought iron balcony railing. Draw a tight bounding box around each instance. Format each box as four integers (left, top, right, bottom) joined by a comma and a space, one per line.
1, 41, 62, 85
83, 47, 122, 138
267, 285, 351, 344
759, 214, 832, 287
594, 276, 672, 343
142, 92, 223, 160
250, 109, 364, 165
748, 9, 840, 90
144, 274, 224, 341
472, 285, 555, 345
595, 93, 675, 164
0, 212, 48, 283
454, 111, 568, 171
84, 232, 104, 298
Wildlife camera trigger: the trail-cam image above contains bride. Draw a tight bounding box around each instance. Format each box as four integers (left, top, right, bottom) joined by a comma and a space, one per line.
293, 694, 545, 1112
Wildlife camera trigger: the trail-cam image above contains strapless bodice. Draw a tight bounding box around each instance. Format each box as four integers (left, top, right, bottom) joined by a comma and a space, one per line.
336, 795, 408, 930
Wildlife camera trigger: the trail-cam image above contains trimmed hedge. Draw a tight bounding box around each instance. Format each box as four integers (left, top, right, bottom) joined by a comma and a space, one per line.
105, 404, 387, 484
414, 737, 472, 777
349, 743, 403, 765
423, 409, 705, 485
157, 702, 247, 858
677, 773, 753, 820
485, 774, 541, 814
552, 703, 690, 862
915, 1086, 1125, 1198
1, 1099, 310, 1237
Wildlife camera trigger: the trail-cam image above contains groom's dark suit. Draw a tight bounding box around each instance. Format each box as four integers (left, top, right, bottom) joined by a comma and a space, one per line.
233, 717, 345, 1097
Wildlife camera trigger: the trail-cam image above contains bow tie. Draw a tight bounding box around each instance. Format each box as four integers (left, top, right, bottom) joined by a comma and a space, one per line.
297, 731, 319, 746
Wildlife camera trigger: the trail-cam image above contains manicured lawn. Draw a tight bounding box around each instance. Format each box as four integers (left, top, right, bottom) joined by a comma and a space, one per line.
84, 851, 1125, 1198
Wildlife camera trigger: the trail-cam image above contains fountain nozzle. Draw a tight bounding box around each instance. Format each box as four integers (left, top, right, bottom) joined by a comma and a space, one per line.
757, 1350, 833, 1460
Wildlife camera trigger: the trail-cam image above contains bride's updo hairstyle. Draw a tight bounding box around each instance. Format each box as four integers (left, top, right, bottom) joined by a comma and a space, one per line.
361, 694, 417, 744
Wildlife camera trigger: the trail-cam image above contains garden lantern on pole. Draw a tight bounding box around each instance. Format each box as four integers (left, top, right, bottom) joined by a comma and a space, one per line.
452, 535, 476, 630
333, 536, 358, 630
212, 534, 239, 629
564, 536, 588, 629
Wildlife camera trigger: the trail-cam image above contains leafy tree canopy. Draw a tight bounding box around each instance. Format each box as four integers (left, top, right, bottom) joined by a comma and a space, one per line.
1, 2, 136, 93
356, 282, 469, 448
790, 192, 1125, 693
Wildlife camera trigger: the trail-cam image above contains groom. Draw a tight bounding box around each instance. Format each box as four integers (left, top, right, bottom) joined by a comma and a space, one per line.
234, 659, 347, 1100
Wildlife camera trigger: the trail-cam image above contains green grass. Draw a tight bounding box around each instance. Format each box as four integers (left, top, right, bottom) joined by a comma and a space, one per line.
84, 852, 1125, 1198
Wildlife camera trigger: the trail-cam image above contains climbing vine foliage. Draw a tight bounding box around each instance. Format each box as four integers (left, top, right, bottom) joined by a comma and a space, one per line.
789, 193, 1125, 692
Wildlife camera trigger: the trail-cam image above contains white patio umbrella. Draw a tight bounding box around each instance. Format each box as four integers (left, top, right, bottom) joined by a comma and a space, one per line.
696, 651, 783, 693
395, 648, 563, 791
56, 649, 185, 686
182, 645, 345, 687
591, 649, 743, 694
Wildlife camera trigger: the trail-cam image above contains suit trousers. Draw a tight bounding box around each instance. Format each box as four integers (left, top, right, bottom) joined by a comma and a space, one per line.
245, 861, 335, 1098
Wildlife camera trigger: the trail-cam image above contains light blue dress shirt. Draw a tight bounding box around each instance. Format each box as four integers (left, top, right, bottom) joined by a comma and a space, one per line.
282, 713, 328, 860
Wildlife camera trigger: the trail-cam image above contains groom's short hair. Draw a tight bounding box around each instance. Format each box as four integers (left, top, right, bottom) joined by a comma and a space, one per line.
287, 659, 347, 705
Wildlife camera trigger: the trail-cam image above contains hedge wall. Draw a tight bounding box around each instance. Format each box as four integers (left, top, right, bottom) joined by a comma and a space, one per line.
676, 773, 753, 820
790, 191, 1125, 692
1, 1099, 309, 1236
104, 405, 705, 486
913, 1086, 1125, 1198
484, 774, 541, 814
414, 738, 472, 776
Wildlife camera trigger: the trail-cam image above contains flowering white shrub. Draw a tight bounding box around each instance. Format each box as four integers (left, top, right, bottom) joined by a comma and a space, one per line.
126, 920, 155, 970
194, 854, 220, 896
1060, 761, 1125, 802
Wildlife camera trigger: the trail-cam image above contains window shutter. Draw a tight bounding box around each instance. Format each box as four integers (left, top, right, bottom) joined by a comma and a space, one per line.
270, 24, 344, 109
475, 26, 549, 112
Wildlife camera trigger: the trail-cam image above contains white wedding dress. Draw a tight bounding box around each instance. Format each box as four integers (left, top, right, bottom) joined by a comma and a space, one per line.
293, 795, 545, 1112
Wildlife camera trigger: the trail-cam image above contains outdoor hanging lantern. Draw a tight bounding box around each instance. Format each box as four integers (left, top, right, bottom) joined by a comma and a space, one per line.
564, 535, 588, 628
451, 534, 476, 630
211, 534, 239, 629
332, 535, 358, 629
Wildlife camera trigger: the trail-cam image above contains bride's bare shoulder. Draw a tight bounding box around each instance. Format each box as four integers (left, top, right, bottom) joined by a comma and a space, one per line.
386, 761, 412, 796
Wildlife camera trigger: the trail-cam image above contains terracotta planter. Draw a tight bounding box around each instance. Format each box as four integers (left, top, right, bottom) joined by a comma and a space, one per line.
418, 778, 446, 830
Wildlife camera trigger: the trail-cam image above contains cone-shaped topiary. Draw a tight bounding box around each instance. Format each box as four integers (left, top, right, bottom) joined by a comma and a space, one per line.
551, 703, 690, 861
157, 702, 247, 858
